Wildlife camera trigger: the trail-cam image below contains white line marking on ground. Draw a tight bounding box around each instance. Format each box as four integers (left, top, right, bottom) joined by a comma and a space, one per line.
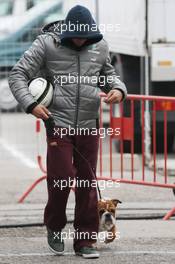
0, 138, 37, 168
0, 251, 175, 257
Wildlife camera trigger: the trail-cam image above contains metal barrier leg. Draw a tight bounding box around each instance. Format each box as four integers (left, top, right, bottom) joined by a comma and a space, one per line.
163, 207, 175, 220
18, 177, 76, 203
37, 155, 47, 174
18, 176, 46, 203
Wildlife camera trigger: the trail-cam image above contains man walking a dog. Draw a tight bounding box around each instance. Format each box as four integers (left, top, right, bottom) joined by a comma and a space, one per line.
9, 5, 127, 259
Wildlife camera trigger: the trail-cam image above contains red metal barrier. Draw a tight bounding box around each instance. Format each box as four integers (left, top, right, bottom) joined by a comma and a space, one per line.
98, 93, 175, 220
18, 93, 175, 220
18, 119, 47, 203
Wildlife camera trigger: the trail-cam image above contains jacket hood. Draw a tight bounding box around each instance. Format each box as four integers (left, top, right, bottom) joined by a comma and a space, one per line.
42, 20, 63, 38
59, 5, 103, 46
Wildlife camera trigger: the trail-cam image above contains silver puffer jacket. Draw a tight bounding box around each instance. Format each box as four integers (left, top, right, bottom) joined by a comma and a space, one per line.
8, 21, 127, 129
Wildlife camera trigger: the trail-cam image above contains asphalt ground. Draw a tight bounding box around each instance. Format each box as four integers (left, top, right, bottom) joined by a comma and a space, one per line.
0, 222, 175, 264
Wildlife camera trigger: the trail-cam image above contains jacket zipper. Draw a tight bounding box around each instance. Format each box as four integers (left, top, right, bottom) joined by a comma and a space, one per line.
74, 54, 80, 128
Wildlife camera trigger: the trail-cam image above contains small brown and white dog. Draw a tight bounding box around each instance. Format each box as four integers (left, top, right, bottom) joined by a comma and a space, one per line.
98, 198, 122, 244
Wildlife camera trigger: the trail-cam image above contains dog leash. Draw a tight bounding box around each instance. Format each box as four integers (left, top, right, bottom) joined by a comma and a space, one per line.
72, 145, 102, 200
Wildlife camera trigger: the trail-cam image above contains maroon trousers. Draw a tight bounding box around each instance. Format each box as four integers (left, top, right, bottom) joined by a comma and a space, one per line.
44, 128, 99, 251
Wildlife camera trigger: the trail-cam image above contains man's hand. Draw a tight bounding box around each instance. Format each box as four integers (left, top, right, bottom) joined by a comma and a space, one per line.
32, 105, 51, 120
104, 89, 123, 104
